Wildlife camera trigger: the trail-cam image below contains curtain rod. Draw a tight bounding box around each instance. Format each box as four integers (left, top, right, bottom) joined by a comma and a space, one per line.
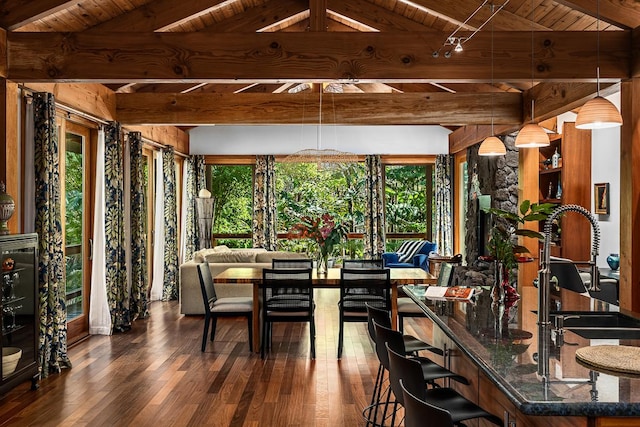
138, 136, 189, 158
21, 86, 189, 158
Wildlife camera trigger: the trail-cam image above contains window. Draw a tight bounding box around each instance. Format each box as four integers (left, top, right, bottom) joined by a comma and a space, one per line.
208, 164, 254, 247
58, 119, 96, 344
206, 158, 434, 258
384, 164, 433, 251
275, 162, 365, 257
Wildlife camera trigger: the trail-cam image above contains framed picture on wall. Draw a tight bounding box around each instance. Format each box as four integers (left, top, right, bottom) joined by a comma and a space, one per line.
594, 183, 610, 215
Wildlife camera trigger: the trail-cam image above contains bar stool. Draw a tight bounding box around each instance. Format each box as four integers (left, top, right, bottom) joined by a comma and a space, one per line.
389, 346, 502, 427
364, 320, 468, 426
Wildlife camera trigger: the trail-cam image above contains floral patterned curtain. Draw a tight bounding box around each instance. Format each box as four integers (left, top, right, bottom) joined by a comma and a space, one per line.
435, 154, 453, 256
183, 155, 206, 261
33, 92, 72, 377
364, 155, 386, 258
104, 122, 130, 332
252, 155, 277, 250
128, 131, 149, 320
162, 147, 179, 301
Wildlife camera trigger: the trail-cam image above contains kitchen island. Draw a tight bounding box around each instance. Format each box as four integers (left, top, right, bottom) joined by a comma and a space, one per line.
404, 284, 640, 427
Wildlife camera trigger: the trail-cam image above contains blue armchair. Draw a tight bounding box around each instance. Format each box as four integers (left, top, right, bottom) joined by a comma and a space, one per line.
382, 240, 438, 272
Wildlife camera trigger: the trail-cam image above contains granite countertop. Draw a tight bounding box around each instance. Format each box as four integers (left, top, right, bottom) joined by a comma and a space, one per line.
404, 284, 640, 417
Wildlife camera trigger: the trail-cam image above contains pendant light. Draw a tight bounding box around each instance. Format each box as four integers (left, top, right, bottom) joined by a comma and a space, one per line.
575, 0, 622, 129
515, 0, 550, 148
479, 5, 506, 157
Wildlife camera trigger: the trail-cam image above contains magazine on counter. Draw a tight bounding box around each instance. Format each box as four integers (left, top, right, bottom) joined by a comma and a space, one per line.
424, 286, 474, 301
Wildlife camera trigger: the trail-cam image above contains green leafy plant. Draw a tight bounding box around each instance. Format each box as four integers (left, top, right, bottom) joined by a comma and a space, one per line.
484, 200, 556, 270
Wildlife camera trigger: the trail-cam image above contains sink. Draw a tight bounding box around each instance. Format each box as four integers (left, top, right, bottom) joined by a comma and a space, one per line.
549, 311, 640, 339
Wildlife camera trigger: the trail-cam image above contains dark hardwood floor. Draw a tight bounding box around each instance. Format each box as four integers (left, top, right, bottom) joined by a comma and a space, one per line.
0, 289, 434, 426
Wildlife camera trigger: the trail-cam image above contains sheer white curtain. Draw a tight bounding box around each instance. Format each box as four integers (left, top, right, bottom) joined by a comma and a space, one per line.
150, 151, 165, 301
89, 128, 111, 335
179, 163, 189, 265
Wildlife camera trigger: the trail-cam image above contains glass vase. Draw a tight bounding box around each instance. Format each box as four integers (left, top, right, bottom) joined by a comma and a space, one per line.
317, 252, 328, 275
491, 261, 506, 340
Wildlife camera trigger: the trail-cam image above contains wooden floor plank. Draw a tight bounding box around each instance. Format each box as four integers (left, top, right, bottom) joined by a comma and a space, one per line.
0, 289, 437, 426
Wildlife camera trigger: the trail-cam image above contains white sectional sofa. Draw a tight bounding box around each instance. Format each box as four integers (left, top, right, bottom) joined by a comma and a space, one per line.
179, 246, 306, 315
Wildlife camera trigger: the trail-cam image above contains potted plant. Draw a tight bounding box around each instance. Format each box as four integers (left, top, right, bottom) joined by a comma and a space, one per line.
484, 200, 556, 271
288, 213, 348, 274
482, 200, 555, 337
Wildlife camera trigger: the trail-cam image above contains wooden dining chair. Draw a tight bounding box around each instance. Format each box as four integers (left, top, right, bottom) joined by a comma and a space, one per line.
338, 268, 391, 358
261, 268, 315, 359
197, 263, 253, 352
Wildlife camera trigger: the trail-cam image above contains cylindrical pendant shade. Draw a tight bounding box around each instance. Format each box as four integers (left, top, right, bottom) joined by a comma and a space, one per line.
478, 136, 506, 156
515, 123, 550, 148
575, 96, 623, 129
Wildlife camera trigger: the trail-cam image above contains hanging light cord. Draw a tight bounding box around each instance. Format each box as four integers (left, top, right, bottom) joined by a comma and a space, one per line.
596, 0, 601, 96
530, 0, 536, 123
490, 4, 495, 134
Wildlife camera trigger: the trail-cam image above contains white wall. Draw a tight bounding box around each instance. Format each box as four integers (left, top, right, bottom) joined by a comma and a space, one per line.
189, 125, 451, 155
557, 91, 621, 267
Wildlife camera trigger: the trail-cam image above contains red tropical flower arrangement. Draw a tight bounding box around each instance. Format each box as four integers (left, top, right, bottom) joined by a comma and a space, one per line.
288, 213, 347, 257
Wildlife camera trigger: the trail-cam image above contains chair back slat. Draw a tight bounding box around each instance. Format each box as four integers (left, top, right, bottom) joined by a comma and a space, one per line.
197, 263, 217, 313
365, 303, 392, 343
340, 268, 391, 312
387, 344, 428, 405
372, 320, 406, 371
342, 259, 384, 269
262, 268, 313, 313
400, 380, 454, 427
272, 258, 314, 269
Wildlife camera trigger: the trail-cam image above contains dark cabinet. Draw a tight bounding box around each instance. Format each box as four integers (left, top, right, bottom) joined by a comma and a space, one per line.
1, 233, 39, 394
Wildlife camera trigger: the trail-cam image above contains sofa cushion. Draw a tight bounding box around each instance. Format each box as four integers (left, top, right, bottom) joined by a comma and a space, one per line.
255, 251, 307, 263
192, 245, 233, 262
205, 251, 258, 263
193, 248, 218, 263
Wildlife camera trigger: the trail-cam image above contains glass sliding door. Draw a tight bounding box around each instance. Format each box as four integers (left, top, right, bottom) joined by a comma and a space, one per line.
61, 120, 95, 344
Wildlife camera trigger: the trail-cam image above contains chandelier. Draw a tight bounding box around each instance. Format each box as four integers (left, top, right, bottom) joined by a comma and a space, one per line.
282, 84, 358, 168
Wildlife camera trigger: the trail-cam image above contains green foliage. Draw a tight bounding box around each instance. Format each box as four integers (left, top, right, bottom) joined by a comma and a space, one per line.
384, 165, 427, 233
65, 151, 83, 245
210, 165, 253, 234
209, 162, 431, 257
484, 201, 556, 270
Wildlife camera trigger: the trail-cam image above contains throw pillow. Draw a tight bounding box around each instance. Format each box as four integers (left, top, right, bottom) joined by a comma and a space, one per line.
397, 241, 427, 264
193, 248, 218, 263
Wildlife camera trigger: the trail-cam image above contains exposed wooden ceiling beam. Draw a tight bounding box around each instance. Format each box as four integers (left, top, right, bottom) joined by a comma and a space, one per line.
327, 0, 436, 32
0, 0, 81, 31
115, 92, 522, 125
448, 124, 518, 154
86, 0, 228, 32
309, 0, 327, 31
7, 31, 630, 82
553, 0, 640, 30
524, 81, 620, 122
201, 0, 308, 33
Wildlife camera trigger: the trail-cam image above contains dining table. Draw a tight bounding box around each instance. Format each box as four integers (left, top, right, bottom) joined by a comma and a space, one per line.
214, 266, 436, 353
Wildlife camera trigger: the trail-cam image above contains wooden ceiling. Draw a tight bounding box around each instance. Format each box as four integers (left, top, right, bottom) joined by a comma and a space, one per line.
2, 0, 639, 135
